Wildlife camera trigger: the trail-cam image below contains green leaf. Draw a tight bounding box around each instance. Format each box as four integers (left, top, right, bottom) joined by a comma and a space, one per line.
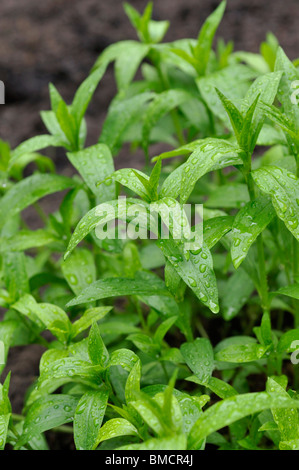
114, 42, 150, 90
266, 377, 299, 443
88, 323, 109, 367
0, 374, 12, 415
56, 100, 77, 149
71, 65, 107, 127
239, 94, 261, 152
273, 284, 299, 301
188, 392, 299, 449
159, 164, 185, 199
9, 135, 64, 168
243, 71, 283, 112
0, 414, 10, 450
194, 0, 226, 75
231, 197, 276, 268
279, 439, 299, 450
71, 306, 112, 339
39, 350, 69, 375
128, 333, 159, 357
275, 47, 299, 132
66, 271, 170, 307
67, 144, 115, 201
215, 343, 268, 363
37, 358, 102, 387
100, 168, 150, 201
149, 156, 162, 197
221, 269, 255, 321
93, 39, 150, 89
74, 389, 109, 450
64, 198, 150, 259
49, 82, 64, 112
13, 294, 72, 343
257, 102, 298, 142
125, 360, 141, 404
215, 88, 243, 138
241, 71, 283, 151
205, 183, 249, 209
197, 65, 256, 125
152, 139, 203, 162
0, 230, 59, 252
158, 239, 219, 313
93, 418, 139, 449
0, 174, 76, 231
252, 166, 299, 242
153, 316, 178, 346
180, 138, 241, 204
180, 338, 214, 385
119, 434, 187, 450
203, 216, 234, 249
3, 252, 29, 302
0, 322, 18, 373
99, 92, 153, 154
109, 349, 139, 373
62, 248, 97, 296
131, 394, 167, 436
277, 329, 299, 354
142, 89, 192, 150
17, 395, 79, 448
186, 375, 237, 399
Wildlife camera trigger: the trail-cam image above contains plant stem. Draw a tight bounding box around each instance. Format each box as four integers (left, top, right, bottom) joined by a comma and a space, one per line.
133, 296, 147, 331
33, 202, 48, 225
245, 160, 270, 315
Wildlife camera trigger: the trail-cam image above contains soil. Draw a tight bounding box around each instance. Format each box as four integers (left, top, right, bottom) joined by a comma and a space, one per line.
0, 0, 299, 448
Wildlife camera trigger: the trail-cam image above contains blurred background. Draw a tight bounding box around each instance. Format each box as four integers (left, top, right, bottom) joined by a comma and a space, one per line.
0, 0, 298, 153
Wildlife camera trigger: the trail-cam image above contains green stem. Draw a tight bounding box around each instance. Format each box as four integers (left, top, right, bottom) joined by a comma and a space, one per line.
33, 202, 48, 225
133, 296, 147, 332
245, 160, 269, 314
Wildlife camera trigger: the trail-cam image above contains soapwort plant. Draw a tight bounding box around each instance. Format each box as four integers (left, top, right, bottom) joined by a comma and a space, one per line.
0, 1, 299, 451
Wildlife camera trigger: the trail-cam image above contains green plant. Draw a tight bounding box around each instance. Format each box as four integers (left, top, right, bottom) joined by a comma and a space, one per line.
0, 1, 299, 451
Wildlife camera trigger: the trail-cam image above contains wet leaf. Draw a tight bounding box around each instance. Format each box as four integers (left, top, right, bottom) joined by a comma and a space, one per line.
231, 197, 275, 268
252, 166, 299, 242
180, 338, 214, 385
74, 389, 109, 450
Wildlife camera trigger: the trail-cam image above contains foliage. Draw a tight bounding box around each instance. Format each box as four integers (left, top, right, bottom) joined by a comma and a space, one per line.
0, 1, 299, 451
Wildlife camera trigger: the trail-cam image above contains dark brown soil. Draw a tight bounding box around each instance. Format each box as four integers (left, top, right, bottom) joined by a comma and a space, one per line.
0, 0, 299, 445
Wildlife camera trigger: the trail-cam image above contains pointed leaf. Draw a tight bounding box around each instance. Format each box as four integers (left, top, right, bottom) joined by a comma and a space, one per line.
180, 139, 241, 204
74, 389, 109, 450
158, 239, 219, 313
66, 271, 170, 307
188, 392, 299, 449
67, 144, 115, 201
180, 338, 214, 385
0, 174, 76, 230
252, 166, 299, 241
231, 196, 276, 268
